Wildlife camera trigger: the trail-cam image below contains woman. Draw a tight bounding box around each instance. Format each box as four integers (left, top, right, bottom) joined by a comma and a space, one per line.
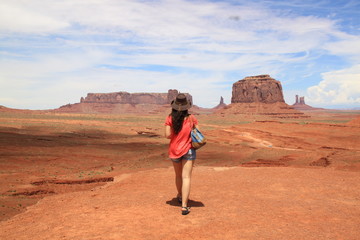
164, 93, 199, 215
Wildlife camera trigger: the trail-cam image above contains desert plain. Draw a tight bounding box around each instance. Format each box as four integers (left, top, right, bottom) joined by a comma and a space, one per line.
0, 108, 360, 239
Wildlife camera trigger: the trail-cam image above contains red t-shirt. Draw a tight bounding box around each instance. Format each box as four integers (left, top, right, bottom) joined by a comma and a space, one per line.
165, 115, 198, 159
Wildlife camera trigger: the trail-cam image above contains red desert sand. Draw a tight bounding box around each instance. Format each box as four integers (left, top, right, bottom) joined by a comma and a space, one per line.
0, 110, 360, 239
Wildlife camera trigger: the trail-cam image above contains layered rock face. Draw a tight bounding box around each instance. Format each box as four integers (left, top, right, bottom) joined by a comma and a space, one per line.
80, 89, 192, 105
56, 89, 193, 114
231, 75, 285, 104
217, 75, 309, 118
81, 92, 168, 105
79, 89, 192, 105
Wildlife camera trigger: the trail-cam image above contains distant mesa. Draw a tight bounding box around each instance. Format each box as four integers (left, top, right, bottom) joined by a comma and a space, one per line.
56, 90, 193, 114
79, 89, 192, 105
218, 75, 309, 118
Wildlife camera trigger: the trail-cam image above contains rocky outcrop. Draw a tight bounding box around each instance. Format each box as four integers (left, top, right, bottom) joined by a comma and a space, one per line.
80, 89, 192, 105
218, 75, 309, 118
213, 96, 227, 109
231, 75, 284, 104
167, 89, 180, 104
56, 90, 193, 114
220, 96, 225, 105
81, 92, 168, 105
294, 95, 306, 105
292, 95, 322, 110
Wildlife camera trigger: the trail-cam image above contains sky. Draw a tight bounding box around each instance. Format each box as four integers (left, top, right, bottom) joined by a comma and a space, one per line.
0, 0, 359, 110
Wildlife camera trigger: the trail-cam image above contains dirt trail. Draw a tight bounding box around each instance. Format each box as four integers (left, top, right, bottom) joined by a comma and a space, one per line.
222, 129, 301, 151
1, 166, 359, 240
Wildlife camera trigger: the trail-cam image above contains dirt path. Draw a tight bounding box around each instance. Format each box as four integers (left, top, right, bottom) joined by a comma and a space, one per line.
222, 129, 301, 151
1, 166, 359, 240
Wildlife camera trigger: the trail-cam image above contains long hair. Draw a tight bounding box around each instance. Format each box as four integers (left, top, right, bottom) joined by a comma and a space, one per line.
171, 109, 189, 134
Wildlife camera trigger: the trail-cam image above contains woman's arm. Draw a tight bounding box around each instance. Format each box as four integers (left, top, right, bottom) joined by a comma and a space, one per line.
165, 125, 172, 139
191, 115, 200, 130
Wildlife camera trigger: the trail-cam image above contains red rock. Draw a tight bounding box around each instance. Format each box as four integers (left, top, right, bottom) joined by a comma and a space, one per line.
231, 75, 285, 104
213, 96, 227, 110
219, 75, 308, 118
81, 90, 192, 105
292, 95, 322, 110
56, 89, 193, 114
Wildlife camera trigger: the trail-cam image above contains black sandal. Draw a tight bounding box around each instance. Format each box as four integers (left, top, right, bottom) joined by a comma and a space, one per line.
182, 207, 190, 215
177, 196, 182, 204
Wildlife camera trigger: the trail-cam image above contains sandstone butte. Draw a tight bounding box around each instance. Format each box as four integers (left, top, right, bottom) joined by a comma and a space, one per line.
231, 74, 285, 104
217, 75, 308, 118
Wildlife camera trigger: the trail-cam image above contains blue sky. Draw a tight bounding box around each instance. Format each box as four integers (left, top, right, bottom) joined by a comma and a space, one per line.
0, 0, 359, 109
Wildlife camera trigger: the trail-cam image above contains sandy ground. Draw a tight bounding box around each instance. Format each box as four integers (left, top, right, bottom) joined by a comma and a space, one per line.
0, 110, 360, 239
1, 166, 360, 240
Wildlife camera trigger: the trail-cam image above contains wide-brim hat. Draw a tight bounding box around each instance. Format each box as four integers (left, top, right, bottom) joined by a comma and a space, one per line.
171, 93, 192, 111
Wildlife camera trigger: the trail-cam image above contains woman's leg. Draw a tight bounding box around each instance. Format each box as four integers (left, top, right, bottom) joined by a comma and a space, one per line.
172, 161, 183, 198
181, 159, 194, 208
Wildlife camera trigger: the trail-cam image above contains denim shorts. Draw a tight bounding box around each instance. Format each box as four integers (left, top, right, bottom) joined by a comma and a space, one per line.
171, 148, 196, 163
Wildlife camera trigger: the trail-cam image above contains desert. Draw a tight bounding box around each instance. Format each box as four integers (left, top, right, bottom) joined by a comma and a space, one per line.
1, 87, 360, 239
2, 1, 360, 238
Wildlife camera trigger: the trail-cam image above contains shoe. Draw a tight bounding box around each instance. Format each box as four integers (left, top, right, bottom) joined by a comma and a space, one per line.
177, 196, 182, 204
182, 207, 190, 215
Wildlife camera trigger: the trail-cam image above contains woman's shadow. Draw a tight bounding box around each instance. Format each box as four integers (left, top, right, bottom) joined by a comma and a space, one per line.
166, 198, 205, 208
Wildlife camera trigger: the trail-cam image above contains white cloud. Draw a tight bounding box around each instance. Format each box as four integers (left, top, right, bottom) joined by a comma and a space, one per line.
0, 2, 69, 33
0, 0, 359, 109
0, 53, 230, 109
307, 64, 360, 107
323, 35, 360, 61
271, 15, 336, 36
0, 0, 337, 52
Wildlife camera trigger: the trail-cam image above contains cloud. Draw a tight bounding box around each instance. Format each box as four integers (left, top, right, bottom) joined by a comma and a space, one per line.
323, 35, 360, 61
0, 0, 337, 51
0, 2, 69, 33
0, 50, 231, 109
307, 64, 360, 107
0, 0, 359, 109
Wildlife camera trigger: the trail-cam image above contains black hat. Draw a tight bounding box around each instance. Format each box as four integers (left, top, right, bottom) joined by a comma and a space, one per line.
171, 93, 192, 111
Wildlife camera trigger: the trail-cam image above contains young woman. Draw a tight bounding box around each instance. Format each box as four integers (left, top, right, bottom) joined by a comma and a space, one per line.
164, 93, 199, 215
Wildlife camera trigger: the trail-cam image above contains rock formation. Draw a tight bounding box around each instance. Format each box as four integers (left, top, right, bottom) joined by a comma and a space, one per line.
294, 95, 306, 105
220, 96, 224, 105
167, 89, 180, 104
80, 89, 192, 105
213, 96, 227, 109
81, 92, 167, 105
218, 75, 309, 118
231, 75, 285, 104
56, 90, 193, 114
292, 95, 321, 110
